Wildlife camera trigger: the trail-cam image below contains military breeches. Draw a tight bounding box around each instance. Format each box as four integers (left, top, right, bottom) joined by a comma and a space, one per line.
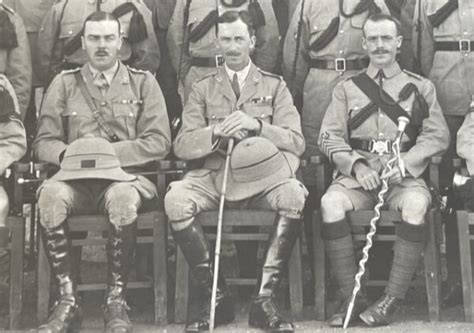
321, 177, 431, 226
0, 185, 8, 227
37, 179, 143, 229
165, 169, 308, 223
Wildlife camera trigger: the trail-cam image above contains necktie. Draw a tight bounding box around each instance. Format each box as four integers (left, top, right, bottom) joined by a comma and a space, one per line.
94, 72, 109, 96
231, 73, 240, 99
376, 69, 396, 105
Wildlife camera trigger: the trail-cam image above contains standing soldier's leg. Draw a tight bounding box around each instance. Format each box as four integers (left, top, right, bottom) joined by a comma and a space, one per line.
101, 182, 142, 333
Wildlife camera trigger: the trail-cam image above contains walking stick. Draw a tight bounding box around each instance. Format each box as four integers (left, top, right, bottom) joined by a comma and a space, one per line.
210, 138, 235, 333
343, 117, 410, 329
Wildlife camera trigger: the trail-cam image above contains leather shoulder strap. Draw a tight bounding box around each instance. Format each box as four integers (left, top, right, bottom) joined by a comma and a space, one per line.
74, 72, 120, 142
351, 72, 418, 140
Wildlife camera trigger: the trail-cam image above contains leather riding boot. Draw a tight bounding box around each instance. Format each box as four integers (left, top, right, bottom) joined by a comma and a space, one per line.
172, 222, 234, 332
103, 222, 137, 333
359, 293, 401, 327
38, 224, 82, 333
248, 215, 301, 333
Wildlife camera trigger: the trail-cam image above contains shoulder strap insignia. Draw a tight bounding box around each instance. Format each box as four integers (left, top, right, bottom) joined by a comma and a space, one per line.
403, 69, 422, 81
257, 68, 283, 80
195, 71, 217, 83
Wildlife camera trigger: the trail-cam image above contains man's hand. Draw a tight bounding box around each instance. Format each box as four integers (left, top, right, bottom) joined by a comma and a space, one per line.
381, 166, 403, 185
213, 124, 248, 140
352, 160, 381, 191
220, 111, 261, 136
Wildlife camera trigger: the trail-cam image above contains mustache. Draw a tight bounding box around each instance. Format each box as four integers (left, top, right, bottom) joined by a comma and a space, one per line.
95, 49, 109, 56
372, 48, 389, 54
225, 51, 240, 56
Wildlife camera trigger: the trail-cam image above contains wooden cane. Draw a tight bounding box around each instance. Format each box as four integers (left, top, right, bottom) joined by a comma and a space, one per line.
209, 138, 235, 333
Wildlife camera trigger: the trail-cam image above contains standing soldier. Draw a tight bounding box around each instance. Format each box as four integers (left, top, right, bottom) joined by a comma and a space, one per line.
319, 14, 449, 327
282, 0, 390, 188
34, 12, 171, 332
0, 3, 31, 121
414, 0, 474, 305
37, 0, 160, 87
167, 0, 280, 104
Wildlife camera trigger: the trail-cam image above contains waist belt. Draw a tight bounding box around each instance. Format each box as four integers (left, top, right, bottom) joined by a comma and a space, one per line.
309, 58, 369, 72
350, 138, 414, 155
191, 55, 225, 68
435, 40, 473, 52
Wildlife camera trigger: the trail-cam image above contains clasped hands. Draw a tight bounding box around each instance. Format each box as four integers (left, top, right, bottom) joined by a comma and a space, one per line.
212, 111, 261, 141
352, 160, 404, 192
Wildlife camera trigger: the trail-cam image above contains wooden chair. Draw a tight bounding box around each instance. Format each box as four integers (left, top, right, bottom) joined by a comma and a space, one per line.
312, 155, 442, 322
453, 159, 474, 322
36, 161, 183, 326
0, 163, 31, 329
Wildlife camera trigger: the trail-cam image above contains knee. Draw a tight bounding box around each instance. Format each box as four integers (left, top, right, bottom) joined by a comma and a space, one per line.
37, 181, 73, 228
164, 182, 198, 222
400, 193, 430, 225
273, 180, 307, 219
105, 183, 141, 227
320, 191, 351, 222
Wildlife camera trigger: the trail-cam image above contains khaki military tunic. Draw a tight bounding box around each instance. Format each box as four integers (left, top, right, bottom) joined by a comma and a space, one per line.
457, 112, 474, 174
282, 0, 389, 184
0, 4, 31, 120
319, 63, 449, 189
167, 0, 280, 103
37, 0, 160, 85
415, 0, 474, 116
34, 62, 171, 169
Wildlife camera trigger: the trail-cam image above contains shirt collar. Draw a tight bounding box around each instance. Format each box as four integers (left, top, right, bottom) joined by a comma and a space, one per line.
366, 61, 401, 79
224, 61, 251, 87
89, 61, 119, 86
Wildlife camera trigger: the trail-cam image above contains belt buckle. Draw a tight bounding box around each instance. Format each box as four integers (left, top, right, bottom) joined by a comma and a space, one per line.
215, 55, 225, 67
459, 39, 471, 53
335, 58, 346, 72
369, 140, 390, 155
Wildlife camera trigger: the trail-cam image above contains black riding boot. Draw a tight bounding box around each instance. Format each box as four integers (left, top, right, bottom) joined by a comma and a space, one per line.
38, 224, 82, 333
248, 215, 301, 333
103, 222, 137, 333
172, 222, 234, 332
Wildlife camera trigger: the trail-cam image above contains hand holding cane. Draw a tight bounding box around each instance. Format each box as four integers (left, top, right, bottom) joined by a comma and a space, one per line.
343, 116, 410, 329
209, 138, 235, 333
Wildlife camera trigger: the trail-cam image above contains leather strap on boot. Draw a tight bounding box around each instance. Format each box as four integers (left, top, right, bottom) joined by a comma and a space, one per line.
104, 222, 137, 333
249, 215, 301, 332
39, 224, 82, 333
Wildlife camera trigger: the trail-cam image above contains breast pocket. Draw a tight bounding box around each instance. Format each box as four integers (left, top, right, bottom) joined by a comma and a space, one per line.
205, 107, 229, 126
62, 107, 94, 143
112, 104, 139, 140
307, 11, 333, 50
59, 20, 81, 43
427, 0, 457, 38
350, 12, 368, 30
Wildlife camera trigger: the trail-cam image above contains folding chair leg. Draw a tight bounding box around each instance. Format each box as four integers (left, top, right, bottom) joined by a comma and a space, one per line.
9, 216, 24, 329
423, 210, 441, 321
313, 211, 325, 321
37, 232, 51, 325
289, 238, 303, 320
457, 211, 474, 322
174, 246, 189, 323
153, 214, 167, 325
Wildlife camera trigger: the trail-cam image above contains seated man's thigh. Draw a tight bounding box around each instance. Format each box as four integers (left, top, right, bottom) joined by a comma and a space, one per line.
250, 178, 308, 219
386, 178, 431, 224
102, 182, 143, 227
37, 180, 99, 228
164, 170, 220, 222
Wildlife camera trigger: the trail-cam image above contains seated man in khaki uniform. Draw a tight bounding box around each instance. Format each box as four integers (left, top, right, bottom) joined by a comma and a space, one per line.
318, 14, 449, 327
165, 10, 307, 333
34, 12, 170, 333
0, 75, 27, 251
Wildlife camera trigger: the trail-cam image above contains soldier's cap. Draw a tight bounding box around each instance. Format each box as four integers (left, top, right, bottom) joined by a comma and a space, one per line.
215, 137, 300, 201
52, 137, 136, 182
